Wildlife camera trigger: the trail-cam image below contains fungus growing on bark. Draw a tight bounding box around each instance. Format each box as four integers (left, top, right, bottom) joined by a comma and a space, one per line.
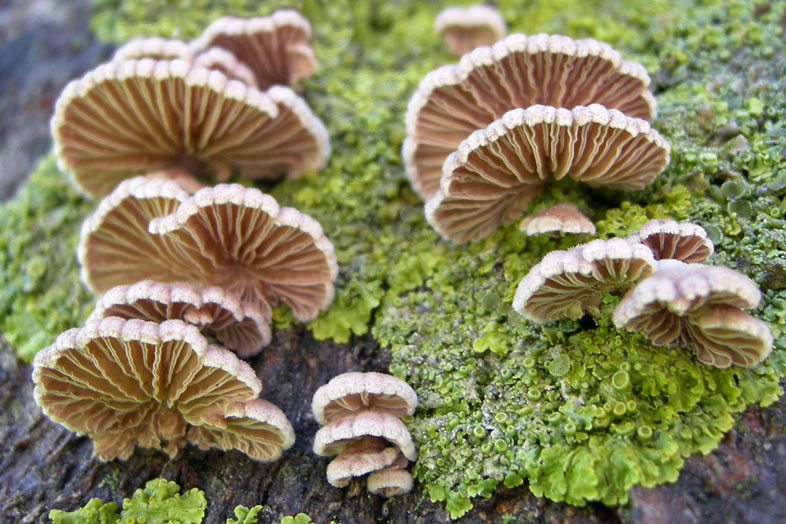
33, 317, 265, 461
403, 33, 657, 200
89, 280, 271, 358
190, 10, 317, 89
613, 260, 771, 367
434, 5, 507, 55
627, 219, 714, 263
311, 371, 418, 425
325, 437, 400, 487
112, 37, 193, 62
518, 203, 596, 236
80, 182, 338, 322
187, 399, 295, 462
425, 105, 669, 242
193, 46, 259, 87
513, 238, 657, 323
313, 409, 417, 461
366, 454, 414, 497
52, 58, 328, 198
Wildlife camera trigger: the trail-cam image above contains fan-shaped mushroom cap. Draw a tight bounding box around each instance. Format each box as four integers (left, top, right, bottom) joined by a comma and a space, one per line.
187, 399, 295, 462
367, 467, 414, 497
513, 238, 657, 323
426, 105, 669, 242
519, 203, 596, 236
33, 317, 262, 461
628, 219, 714, 263
193, 46, 259, 87
52, 58, 328, 199
689, 305, 772, 368
112, 37, 194, 62
190, 10, 317, 89
613, 261, 770, 367
434, 5, 507, 56
326, 436, 401, 487
313, 410, 417, 461
403, 33, 657, 200
312, 371, 418, 425
89, 281, 271, 358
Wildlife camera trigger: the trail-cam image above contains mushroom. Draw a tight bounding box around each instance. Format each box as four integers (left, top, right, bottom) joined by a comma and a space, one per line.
434, 5, 507, 55
403, 33, 657, 200
193, 47, 259, 87
425, 105, 670, 242
366, 454, 414, 497
89, 280, 271, 358
513, 238, 657, 323
187, 399, 295, 462
112, 37, 194, 62
33, 317, 271, 461
52, 57, 329, 199
80, 181, 338, 322
311, 371, 418, 425
311, 373, 418, 495
190, 10, 317, 89
627, 219, 714, 263
518, 203, 596, 236
613, 260, 771, 367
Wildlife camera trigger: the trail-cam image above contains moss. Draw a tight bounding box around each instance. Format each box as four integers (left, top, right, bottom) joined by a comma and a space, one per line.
49, 479, 206, 524
2, 0, 781, 517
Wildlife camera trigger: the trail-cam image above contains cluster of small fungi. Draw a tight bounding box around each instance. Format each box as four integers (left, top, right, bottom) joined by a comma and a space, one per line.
34, 10, 338, 463
407, 12, 669, 243
311, 372, 418, 497
513, 219, 773, 368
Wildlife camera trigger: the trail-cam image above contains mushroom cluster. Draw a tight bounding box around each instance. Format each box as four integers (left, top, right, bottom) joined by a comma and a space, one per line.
403, 33, 670, 242
513, 219, 772, 368
33, 10, 338, 464
311, 372, 418, 497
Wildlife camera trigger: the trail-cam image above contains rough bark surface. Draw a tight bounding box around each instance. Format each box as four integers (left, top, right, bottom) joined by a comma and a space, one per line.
1, 1, 785, 523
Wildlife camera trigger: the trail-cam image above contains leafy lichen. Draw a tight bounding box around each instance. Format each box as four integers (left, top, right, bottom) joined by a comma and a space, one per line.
4, 0, 783, 517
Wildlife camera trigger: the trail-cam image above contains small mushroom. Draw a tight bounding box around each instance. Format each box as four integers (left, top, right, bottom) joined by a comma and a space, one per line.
434, 5, 507, 55
518, 203, 596, 236
190, 10, 317, 89
367, 457, 414, 497
187, 399, 295, 462
425, 105, 669, 242
313, 409, 417, 461
325, 437, 401, 487
403, 33, 657, 200
193, 46, 259, 87
89, 281, 271, 358
613, 260, 771, 367
513, 238, 657, 323
33, 317, 264, 461
311, 371, 418, 425
52, 58, 328, 198
627, 219, 714, 263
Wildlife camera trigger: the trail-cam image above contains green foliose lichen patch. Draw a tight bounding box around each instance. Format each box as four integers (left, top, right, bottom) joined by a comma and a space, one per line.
2, 0, 782, 517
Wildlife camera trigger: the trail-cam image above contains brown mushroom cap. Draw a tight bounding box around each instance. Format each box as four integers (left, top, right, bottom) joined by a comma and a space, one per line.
518, 203, 596, 236
112, 37, 194, 62
313, 409, 417, 461
81, 181, 337, 322
312, 371, 418, 425
513, 238, 657, 323
627, 219, 714, 263
366, 467, 414, 497
403, 33, 657, 200
33, 317, 262, 461
52, 58, 328, 199
434, 5, 507, 56
613, 261, 770, 368
187, 399, 295, 462
189, 10, 317, 89
89, 281, 272, 358
325, 436, 401, 487
425, 105, 669, 243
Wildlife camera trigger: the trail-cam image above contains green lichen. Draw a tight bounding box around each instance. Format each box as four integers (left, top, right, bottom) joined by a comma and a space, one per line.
2, 0, 781, 517
227, 505, 263, 524
49, 479, 206, 524
279, 514, 314, 524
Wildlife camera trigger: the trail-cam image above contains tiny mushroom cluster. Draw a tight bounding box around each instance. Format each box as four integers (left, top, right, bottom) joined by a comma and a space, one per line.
404, 32, 669, 242
34, 10, 338, 464
513, 219, 773, 368
311, 372, 419, 497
